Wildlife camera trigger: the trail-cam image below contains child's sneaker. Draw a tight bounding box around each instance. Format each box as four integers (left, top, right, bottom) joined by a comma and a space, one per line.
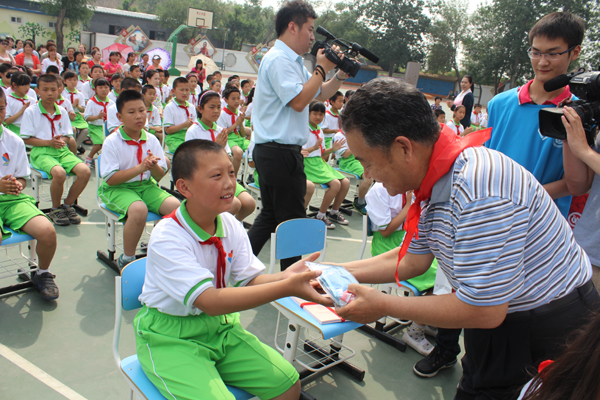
85, 157, 94, 168
48, 207, 70, 226
62, 204, 81, 224
424, 325, 438, 337
402, 325, 434, 356
32, 271, 59, 300
315, 214, 335, 229
117, 254, 134, 269
328, 211, 349, 225
352, 198, 367, 215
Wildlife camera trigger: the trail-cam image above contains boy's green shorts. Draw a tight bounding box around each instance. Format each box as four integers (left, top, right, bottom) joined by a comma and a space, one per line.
87, 124, 104, 145
324, 136, 333, 149
339, 154, 365, 178
134, 306, 299, 400
0, 194, 46, 239
72, 114, 88, 130
98, 180, 172, 222
30, 146, 82, 177
164, 130, 186, 154
228, 133, 250, 152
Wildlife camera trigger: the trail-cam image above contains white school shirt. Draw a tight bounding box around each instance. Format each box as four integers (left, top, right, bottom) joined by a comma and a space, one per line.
163, 100, 196, 129
106, 104, 121, 133
221, 97, 227, 110
84, 96, 114, 127
162, 84, 173, 104
303, 124, 324, 158
0, 82, 10, 97
5, 93, 32, 127
189, 91, 198, 107
41, 58, 63, 74
185, 121, 232, 155
333, 131, 349, 159
81, 81, 95, 102
0, 127, 30, 194
76, 77, 90, 93
155, 85, 169, 104
139, 205, 266, 316
247, 139, 255, 162
56, 95, 74, 113
217, 107, 242, 134
321, 109, 341, 138
446, 119, 464, 136
63, 88, 85, 112
5, 87, 37, 102
100, 127, 167, 183
146, 104, 161, 128
21, 102, 73, 140
108, 89, 119, 104
366, 182, 408, 232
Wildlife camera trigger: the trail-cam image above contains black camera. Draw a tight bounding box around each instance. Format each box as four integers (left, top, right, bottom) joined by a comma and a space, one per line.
310, 26, 379, 78
539, 69, 600, 146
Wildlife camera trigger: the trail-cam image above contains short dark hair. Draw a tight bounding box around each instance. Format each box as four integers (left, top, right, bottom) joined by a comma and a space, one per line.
142, 84, 156, 95
90, 65, 104, 74
213, 71, 222, 77
275, 0, 318, 38
223, 86, 240, 99
344, 90, 354, 99
94, 77, 110, 88
10, 71, 31, 87
111, 73, 124, 83
79, 61, 89, 68
435, 96, 442, 101
241, 79, 251, 88
46, 65, 60, 74
172, 139, 227, 183
117, 90, 144, 113
474, 103, 482, 108
227, 75, 239, 82
172, 76, 188, 90
163, 69, 170, 78
309, 100, 326, 114
329, 91, 343, 103
130, 64, 140, 73
206, 74, 213, 82
342, 78, 440, 151
63, 70, 77, 81
74, 51, 82, 58
529, 12, 585, 50
0, 63, 13, 74
121, 77, 142, 91
434, 109, 445, 117
38, 73, 60, 87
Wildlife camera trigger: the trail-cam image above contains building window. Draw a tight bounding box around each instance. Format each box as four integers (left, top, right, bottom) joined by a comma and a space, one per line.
109, 25, 127, 35
149, 31, 166, 41
11, 17, 22, 23
49, 21, 56, 28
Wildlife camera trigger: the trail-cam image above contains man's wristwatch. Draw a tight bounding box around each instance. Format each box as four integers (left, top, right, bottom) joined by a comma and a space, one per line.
335, 73, 346, 82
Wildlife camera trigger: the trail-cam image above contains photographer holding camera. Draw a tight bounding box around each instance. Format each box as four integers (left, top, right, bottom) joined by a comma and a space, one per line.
248, 0, 349, 268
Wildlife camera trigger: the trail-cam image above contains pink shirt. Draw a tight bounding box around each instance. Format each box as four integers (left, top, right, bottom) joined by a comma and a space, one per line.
104, 61, 122, 76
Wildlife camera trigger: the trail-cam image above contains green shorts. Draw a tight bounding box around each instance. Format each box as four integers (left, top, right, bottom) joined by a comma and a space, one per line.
87, 124, 104, 145
324, 136, 333, 149
339, 154, 364, 178
165, 130, 186, 154
134, 306, 299, 400
0, 194, 46, 239
253, 170, 260, 188
98, 179, 172, 221
30, 146, 82, 177
5, 124, 21, 137
228, 133, 250, 152
304, 156, 345, 184
235, 182, 246, 197
72, 114, 89, 130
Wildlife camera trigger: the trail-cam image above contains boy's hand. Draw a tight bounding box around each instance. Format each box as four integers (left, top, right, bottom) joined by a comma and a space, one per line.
332, 137, 346, 151
73, 98, 79, 107
184, 117, 194, 128
142, 150, 160, 170
51, 136, 66, 148
98, 111, 106, 120
216, 128, 228, 147
283, 252, 320, 279
236, 113, 246, 127
301, 149, 310, 157
240, 105, 247, 114
288, 269, 334, 307
0, 175, 22, 195
69, 111, 77, 120
21, 101, 30, 110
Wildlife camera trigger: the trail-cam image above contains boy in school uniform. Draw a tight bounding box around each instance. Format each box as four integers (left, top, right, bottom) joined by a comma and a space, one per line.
0, 88, 60, 300
217, 86, 248, 176
129, 64, 142, 82
163, 76, 196, 153
21, 74, 91, 226
159, 69, 172, 105
81, 65, 104, 102
321, 91, 343, 149
107, 73, 124, 103
99, 90, 180, 268
5, 72, 32, 137
135, 139, 331, 400
76, 62, 91, 92
107, 77, 143, 133
63, 70, 88, 155
83, 77, 113, 167
141, 84, 163, 142
332, 128, 374, 215
54, 78, 80, 155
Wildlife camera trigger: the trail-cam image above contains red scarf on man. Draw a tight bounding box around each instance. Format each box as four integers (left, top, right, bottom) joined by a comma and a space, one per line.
395, 125, 492, 285
223, 107, 239, 136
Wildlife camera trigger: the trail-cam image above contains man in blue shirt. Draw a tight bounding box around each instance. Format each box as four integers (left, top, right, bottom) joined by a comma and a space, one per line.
248, 0, 348, 269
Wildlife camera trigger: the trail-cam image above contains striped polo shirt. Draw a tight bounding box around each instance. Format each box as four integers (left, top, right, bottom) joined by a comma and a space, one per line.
408, 146, 591, 313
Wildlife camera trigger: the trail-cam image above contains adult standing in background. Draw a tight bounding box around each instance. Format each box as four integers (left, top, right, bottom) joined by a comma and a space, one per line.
15, 40, 41, 75
139, 53, 150, 74
447, 75, 474, 129
247, 0, 348, 269
122, 52, 137, 77
62, 47, 75, 72
0, 38, 15, 65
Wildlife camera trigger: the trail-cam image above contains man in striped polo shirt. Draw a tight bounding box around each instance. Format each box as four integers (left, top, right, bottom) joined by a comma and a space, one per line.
336, 78, 599, 400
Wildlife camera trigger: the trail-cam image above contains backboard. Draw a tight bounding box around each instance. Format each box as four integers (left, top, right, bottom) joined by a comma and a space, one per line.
187, 8, 213, 30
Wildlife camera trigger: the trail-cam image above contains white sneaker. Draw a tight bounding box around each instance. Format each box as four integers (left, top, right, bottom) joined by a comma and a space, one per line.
315, 214, 335, 229
424, 325, 438, 337
402, 326, 434, 356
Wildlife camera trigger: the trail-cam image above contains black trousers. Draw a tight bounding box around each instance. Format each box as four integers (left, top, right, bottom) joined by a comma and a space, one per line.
436, 327, 462, 356
455, 281, 600, 400
247, 143, 307, 270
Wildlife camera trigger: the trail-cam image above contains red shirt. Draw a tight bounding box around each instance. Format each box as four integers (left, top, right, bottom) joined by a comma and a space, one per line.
517, 79, 572, 106
104, 61, 122, 76
87, 60, 105, 68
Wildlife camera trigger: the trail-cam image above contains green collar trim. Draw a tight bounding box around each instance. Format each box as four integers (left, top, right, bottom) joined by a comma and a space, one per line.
119, 126, 147, 141
38, 100, 61, 116
65, 88, 77, 94
10, 92, 28, 100
226, 105, 238, 115
199, 120, 216, 131
173, 99, 191, 108
94, 95, 109, 103
180, 200, 224, 240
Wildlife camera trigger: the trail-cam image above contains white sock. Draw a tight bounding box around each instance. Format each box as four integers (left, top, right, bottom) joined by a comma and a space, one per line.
122, 254, 136, 261
317, 211, 326, 219
330, 209, 339, 215
356, 197, 366, 205
411, 322, 425, 331
36, 269, 49, 276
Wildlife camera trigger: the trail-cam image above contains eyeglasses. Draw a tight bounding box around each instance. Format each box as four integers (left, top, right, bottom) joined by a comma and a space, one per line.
527, 46, 576, 61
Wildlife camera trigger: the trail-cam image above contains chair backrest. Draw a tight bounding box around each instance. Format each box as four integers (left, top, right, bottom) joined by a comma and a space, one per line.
120, 258, 146, 311
274, 218, 326, 260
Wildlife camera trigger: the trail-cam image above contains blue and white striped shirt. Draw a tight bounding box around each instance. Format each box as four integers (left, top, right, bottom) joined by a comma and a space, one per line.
408, 147, 591, 312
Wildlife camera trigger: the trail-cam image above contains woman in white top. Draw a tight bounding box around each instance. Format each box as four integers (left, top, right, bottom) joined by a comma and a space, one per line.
41, 45, 63, 74
0, 38, 15, 65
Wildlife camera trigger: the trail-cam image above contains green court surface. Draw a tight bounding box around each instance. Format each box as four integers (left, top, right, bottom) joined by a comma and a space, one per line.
0, 165, 464, 400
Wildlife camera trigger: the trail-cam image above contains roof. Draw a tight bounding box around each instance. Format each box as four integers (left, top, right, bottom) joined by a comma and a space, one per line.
92, 6, 158, 20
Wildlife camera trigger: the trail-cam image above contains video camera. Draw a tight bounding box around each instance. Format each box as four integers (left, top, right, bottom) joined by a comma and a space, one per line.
310, 26, 379, 78
539, 69, 600, 146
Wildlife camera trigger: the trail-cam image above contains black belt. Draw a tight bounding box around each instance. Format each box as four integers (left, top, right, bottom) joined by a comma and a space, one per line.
257, 142, 302, 152
507, 280, 595, 320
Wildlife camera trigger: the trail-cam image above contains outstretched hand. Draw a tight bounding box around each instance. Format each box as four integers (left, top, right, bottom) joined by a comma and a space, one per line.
336, 283, 389, 324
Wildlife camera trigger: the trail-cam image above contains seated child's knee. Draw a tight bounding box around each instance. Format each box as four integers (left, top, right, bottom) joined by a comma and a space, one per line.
230, 197, 242, 215
76, 163, 91, 179
51, 166, 67, 181
233, 146, 243, 158
127, 201, 149, 222
341, 178, 350, 188
329, 179, 340, 191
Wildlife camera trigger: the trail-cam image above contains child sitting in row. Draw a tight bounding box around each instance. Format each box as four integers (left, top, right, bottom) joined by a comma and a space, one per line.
99, 90, 180, 269
84, 77, 113, 167
142, 70, 163, 112
158, 69, 172, 106
321, 91, 343, 149
81, 65, 104, 102
5, 72, 32, 137
434, 109, 445, 124
164, 77, 196, 153
135, 138, 330, 400
63, 71, 88, 133
107, 77, 143, 133
470, 103, 487, 130
22, 74, 91, 226
217, 86, 248, 176
304, 100, 350, 229
142, 84, 163, 141
76, 62, 91, 92
446, 105, 473, 137
187, 90, 255, 221
107, 73, 124, 103
0, 88, 60, 301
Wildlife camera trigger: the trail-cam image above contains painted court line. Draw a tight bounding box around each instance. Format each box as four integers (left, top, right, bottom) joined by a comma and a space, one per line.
327, 236, 370, 243
0, 343, 88, 400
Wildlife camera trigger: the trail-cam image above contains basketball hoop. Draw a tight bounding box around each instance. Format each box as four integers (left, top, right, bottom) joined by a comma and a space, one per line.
187, 8, 213, 30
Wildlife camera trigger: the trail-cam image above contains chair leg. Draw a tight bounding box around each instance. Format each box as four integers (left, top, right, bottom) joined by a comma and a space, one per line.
129, 389, 133, 400
282, 317, 301, 364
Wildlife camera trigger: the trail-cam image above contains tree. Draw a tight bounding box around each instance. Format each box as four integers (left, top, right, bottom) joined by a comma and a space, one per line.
17, 22, 49, 45
580, 0, 600, 70
40, 0, 94, 53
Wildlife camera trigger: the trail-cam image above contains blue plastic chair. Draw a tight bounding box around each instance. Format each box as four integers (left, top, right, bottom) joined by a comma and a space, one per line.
268, 218, 327, 274
0, 227, 38, 295
113, 258, 255, 400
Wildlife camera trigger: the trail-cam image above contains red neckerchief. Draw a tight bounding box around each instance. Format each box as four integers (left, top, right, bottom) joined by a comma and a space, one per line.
451, 119, 461, 136
395, 125, 492, 286
223, 107, 239, 136
90, 96, 108, 121
39, 102, 62, 138
9, 92, 28, 105
56, 95, 66, 107
175, 100, 190, 119
190, 92, 197, 106
326, 109, 341, 129
79, 76, 89, 83
66, 89, 76, 106
121, 128, 147, 182
309, 124, 323, 155
164, 209, 227, 289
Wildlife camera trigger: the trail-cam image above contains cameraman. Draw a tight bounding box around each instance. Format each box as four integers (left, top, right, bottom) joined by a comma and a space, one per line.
248, 0, 349, 269
562, 106, 600, 293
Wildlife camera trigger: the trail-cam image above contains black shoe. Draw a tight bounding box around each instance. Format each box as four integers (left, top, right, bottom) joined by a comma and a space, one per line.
413, 346, 457, 378
77, 145, 86, 155
32, 271, 59, 300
